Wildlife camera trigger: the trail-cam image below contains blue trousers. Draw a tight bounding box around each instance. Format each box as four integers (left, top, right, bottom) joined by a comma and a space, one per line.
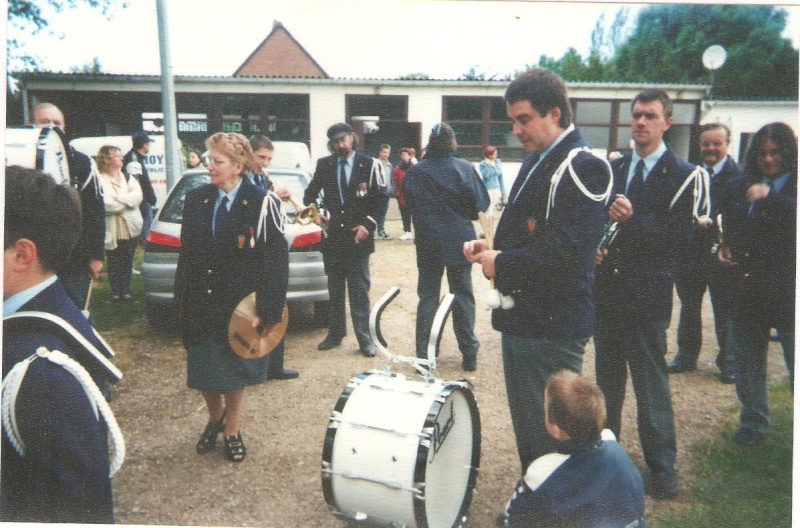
595, 318, 676, 473
326, 254, 372, 349
729, 319, 795, 436
502, 333, 587, 471
415, 263, 478, 360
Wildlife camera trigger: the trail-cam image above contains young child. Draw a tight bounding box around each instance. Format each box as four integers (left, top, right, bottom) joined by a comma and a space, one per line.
499, 371, 645, 527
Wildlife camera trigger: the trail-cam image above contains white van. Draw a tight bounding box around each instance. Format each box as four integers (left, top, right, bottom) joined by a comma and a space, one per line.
70, 135, 184, 207
269, 141, 311, 173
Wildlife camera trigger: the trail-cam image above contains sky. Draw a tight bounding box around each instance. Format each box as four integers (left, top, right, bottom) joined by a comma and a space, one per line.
8, 0, 799, 80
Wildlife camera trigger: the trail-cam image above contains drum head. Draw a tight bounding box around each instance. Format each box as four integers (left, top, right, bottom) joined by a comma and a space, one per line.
4, 127, 70, 185
227, 293, 288, 359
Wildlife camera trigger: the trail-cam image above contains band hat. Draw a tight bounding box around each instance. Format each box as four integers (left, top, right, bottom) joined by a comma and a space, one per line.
327, 123, 354, 141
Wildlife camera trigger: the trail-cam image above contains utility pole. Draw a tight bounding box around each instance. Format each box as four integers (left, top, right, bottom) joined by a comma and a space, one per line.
156, 0, 181, 192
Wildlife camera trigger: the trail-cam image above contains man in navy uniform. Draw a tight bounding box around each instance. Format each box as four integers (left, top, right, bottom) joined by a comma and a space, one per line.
31, 103, 106, 313
594, 89, 697, 500
668, 123, 741, 383
303, 123, 381, 357
464, 68, 612, 473
2, 166, 120, 523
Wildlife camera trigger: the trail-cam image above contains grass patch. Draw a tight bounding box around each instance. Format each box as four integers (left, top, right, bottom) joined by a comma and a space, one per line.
90, 250, 146, 332
652, 381, 794, 528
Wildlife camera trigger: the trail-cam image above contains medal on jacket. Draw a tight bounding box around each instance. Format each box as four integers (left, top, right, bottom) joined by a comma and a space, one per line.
249, 226, 255, 248
357, 182, 367, 197
237, 234, 245, 249
526, 216, 537, 236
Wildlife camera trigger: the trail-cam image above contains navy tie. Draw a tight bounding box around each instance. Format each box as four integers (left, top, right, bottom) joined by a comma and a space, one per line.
627, 159, 645, 202
339, 159, 347, 203
214, 196, 230, 238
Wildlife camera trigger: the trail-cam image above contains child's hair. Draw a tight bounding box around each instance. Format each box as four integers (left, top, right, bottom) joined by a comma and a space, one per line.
545, 371, 606, 443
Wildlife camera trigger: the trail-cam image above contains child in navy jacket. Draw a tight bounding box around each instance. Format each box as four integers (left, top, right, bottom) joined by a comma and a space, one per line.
500, 371, 645, 528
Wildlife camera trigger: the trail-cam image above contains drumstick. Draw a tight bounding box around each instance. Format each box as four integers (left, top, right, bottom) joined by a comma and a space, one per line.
478, 211, 493, 250
82, 278, 94, 319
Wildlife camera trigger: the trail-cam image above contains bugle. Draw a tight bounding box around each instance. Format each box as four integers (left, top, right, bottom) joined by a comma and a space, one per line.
285, 198, 319, 226
711, 214, 724, 255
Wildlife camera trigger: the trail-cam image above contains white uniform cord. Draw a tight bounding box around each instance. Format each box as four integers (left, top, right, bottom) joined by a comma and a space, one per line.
2, 347, 125, 477
546, 147, 613, 222
371, 159, 386, 187
669, 166, 711, 220
256, 190, 287, 242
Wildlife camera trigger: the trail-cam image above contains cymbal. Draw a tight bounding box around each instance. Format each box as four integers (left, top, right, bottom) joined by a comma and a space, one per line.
228, 293, 288, 360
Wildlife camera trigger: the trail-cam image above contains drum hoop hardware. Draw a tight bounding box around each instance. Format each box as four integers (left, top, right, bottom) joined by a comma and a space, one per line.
320, 466, 424, 496
327, 410, 431, 439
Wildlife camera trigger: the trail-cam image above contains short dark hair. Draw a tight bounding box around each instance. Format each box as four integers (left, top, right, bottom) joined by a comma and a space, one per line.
379, 144, 391, 151
699, 122, 731, 143
632, 89, 673, 120
4, 166, 82, 273
545, 371, 606, 443
249, 135, 274, 152
425, 123, 457, 157
505, 68, 572, 128
744, 122, 798, 183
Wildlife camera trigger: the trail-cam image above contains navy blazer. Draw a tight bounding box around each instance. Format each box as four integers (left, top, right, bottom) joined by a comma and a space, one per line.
2, 280, 115, 523
595, 148, 696, 322
491, 128, 611, 339
304, 152, 381, 267
175, 176, 289, 347
720, 170, 796, 327
403, 153, 490, 268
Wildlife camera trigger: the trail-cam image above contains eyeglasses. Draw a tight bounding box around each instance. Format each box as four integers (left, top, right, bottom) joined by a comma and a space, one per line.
206, 157, 229, 166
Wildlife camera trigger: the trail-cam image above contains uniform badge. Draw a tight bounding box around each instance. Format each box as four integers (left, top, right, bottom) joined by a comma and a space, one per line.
526, 217, 537, 235
237, 235, 245, 249
357, 182, 367, 197
248, 227, 255, 248
242, 199, 248, 206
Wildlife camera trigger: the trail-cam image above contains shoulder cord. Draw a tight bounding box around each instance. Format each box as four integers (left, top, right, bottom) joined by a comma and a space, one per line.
669, 165, 710, 220
546, 147, 614, 222
371, 158, 387, 187
256, 190, 287, 242
2, 347, 125, 477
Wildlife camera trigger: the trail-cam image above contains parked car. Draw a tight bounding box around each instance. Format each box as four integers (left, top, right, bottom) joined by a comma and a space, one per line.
141, 167, 329, 329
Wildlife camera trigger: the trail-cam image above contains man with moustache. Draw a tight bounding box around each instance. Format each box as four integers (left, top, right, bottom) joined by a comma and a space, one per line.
668, 123, 741, 383
303, 123, 381, 357
594, 89, 697, 500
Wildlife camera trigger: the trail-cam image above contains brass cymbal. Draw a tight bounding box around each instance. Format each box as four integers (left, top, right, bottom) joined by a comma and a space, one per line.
228, 293, 288, 359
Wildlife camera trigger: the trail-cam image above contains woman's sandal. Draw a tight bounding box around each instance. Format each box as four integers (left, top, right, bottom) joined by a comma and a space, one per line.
224, 432, 246, 462
196, 415, 225, 454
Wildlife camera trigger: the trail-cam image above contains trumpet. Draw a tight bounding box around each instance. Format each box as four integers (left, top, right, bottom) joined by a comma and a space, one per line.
285, 198, 319, 226
711, 214, 724, 255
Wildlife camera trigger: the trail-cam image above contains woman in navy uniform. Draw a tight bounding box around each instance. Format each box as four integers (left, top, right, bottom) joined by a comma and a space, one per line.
175, 132, 288, 462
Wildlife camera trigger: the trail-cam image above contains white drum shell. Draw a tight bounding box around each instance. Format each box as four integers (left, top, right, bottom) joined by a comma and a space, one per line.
322, 372, 480, 528
5, 127, 70, 185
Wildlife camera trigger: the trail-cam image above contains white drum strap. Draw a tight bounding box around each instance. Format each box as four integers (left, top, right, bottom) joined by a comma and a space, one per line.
82, 157, 104, 199
669, 166, 711, 220
1, 347, 125, 477
546, 147, 613, 222
256, 190, 287, 242
370, 159, 387, 188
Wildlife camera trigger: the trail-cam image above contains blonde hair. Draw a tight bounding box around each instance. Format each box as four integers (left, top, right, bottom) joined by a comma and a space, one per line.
205, 132, 252, 175
96, 145, 122, 174
546, 371, 606, 443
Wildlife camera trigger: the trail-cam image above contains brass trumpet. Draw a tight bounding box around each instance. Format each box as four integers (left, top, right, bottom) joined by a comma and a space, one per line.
285, 198, 319, 226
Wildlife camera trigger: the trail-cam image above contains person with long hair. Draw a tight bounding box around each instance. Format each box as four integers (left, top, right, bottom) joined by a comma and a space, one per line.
186, 148, 205, 169
175, 132, 288, 462
97, 145, 143, 303
718, 122, 796, 447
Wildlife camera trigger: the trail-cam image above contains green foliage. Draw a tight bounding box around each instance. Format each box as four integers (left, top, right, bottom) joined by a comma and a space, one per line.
651, 382, 793, 528
398, 73, 431, 81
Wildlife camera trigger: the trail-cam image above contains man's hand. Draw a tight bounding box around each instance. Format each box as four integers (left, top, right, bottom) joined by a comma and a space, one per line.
314, 212, 328, 227
594, 248, 607, 266
609, 194, 633, 223
275, 186, 292, 201
352, 225, 369, 244
746, 183, 770, 203
717, 245, 737, 267
696, 215, 713, 229
463, 240, 490, 262
252, 316, 276, 339
88, 259, 103, 280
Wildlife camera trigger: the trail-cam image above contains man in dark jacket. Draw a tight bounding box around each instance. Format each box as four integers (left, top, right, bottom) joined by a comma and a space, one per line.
304, 123, 382, 357
464, 69, 612, 473
594, 89, 697, 500
123, 130, 158, 241
403, 123, 490, 370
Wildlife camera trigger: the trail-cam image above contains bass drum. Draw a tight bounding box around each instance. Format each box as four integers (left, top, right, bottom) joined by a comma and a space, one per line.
5, 127, 71, 185
321, 371, 481, 528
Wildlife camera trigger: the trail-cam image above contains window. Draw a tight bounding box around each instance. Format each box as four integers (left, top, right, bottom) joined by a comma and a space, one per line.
220, 94, 309, 142
444, 96, 523, 160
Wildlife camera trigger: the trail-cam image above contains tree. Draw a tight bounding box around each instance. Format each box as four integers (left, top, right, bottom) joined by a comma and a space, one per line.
8, 0, 125, 70
71, 57, 103, 74
612, 5, 798, 99
398, 73, 431, 80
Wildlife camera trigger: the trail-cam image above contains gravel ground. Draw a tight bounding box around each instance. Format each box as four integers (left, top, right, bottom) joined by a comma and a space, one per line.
106, 204, 791, 527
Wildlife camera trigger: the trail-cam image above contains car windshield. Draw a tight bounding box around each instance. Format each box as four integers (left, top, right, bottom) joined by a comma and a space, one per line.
270, 172, 308, 199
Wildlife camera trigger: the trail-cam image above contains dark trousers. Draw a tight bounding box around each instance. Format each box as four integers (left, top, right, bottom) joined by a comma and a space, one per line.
673, 255, 732, 368
375, 195, 389, 235
326, 254, 372, 349
267, 339, 287, 376
415, 263, 478, 360
595, 317, 676, 473
502, 333, 587, 471
399, 205, 412, 232
106, 237, 138, 297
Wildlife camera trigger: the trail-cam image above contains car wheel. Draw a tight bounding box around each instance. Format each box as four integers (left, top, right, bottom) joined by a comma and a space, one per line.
145, 302, 177, 332
313, 300, 329, 327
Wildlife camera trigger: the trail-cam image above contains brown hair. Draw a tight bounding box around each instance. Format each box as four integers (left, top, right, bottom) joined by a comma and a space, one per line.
505, 68, 572, 129
545, 371, 606, 443
205, 132, 252, 175
631, 89, 673, 120
484, 146, 497, 158
96, 145, 122, 174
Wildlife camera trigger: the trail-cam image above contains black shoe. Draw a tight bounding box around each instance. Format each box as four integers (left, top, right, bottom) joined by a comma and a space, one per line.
270, 369, 299, 380
462, 356, 477, 372
667, 361, 697, 374
734, 428, 763, 447
360, 345, 376, 358
651, 468, 678, 499
196, 415, 225, 454
318, 336, 342, 351
224, 432, 246, 462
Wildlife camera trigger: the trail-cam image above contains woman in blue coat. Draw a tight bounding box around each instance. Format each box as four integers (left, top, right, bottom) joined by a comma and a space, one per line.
175, 132, 289, 462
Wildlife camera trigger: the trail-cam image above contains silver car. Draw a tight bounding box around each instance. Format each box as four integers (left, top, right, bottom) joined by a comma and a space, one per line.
141, 168, 329, 329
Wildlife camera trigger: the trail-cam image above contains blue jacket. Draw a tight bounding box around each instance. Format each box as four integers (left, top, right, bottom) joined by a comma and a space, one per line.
595, 148, 696, 322
175, 177, 289, 347
492, 128, 611, 339
2, 280, 116, 523
403, 153, 490, 268
304, 152, 382, 269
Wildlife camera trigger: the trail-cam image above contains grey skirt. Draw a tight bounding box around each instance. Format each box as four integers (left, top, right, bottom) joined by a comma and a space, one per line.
187, 339, 269, 392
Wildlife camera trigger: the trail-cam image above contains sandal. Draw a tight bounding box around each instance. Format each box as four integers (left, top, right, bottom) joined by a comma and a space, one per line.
196, 415, 225, 454
224, 432, 246, 462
